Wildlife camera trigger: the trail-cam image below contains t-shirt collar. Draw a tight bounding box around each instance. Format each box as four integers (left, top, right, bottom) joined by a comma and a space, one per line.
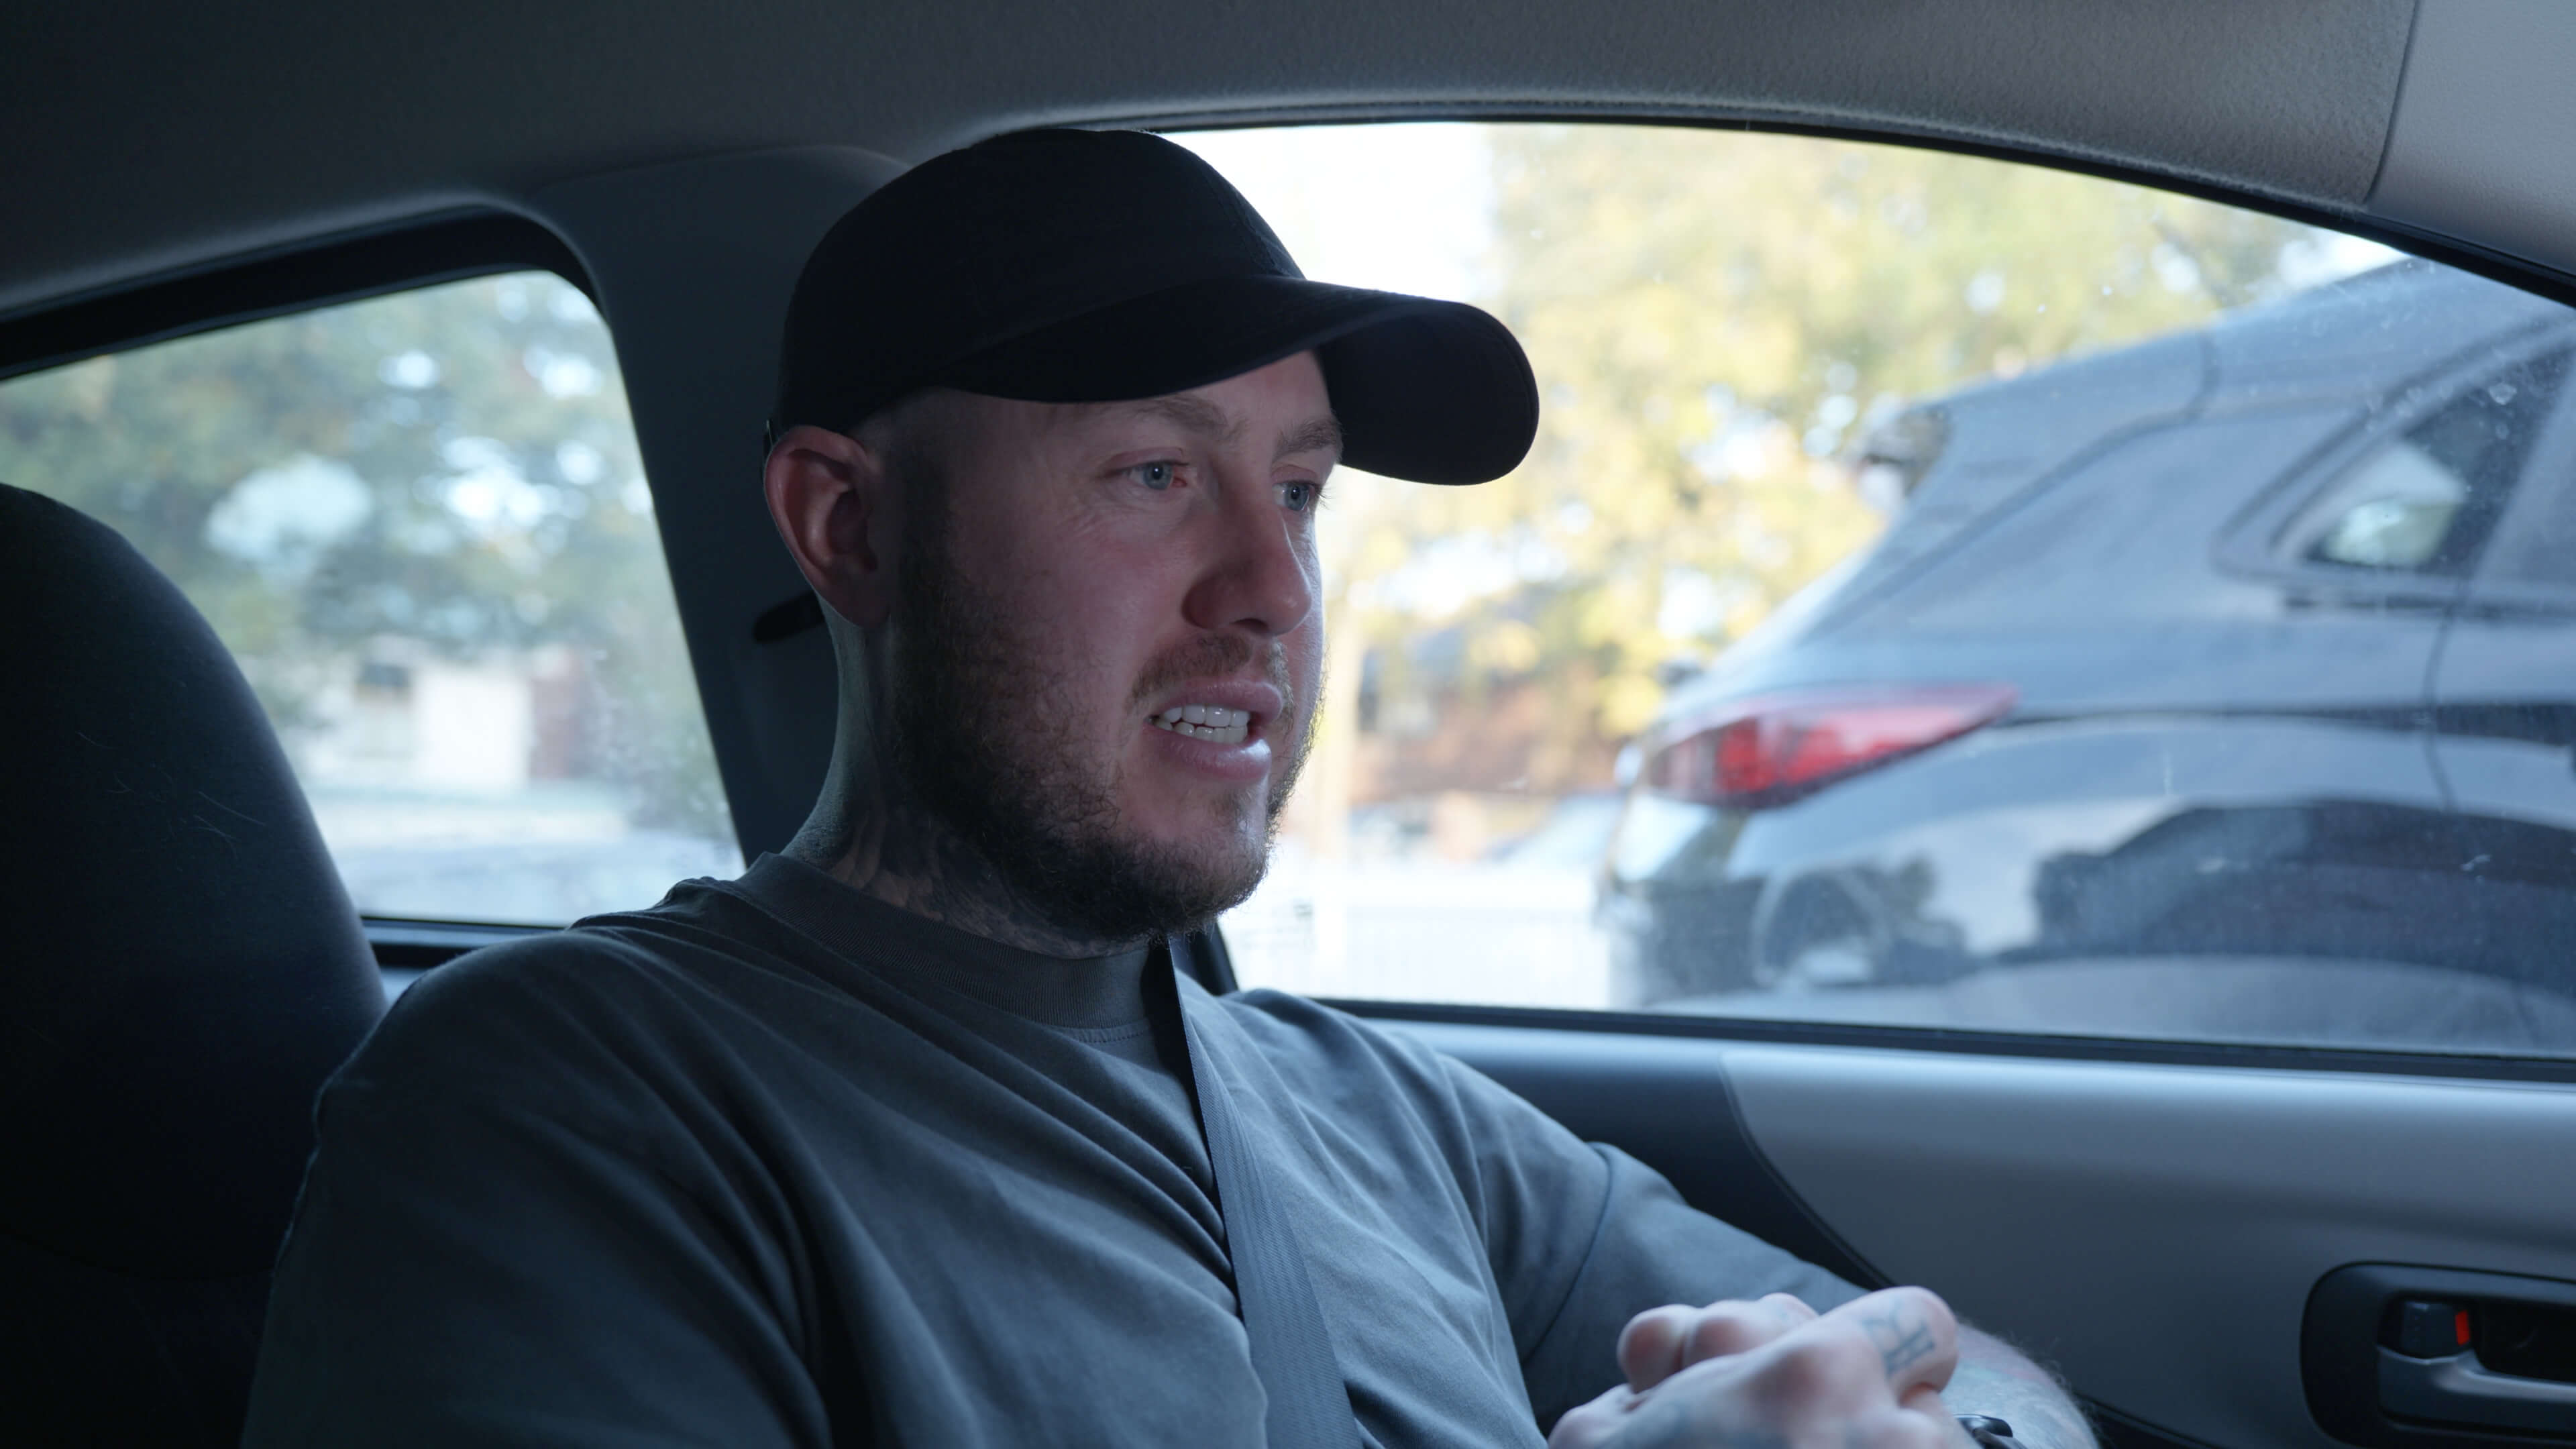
731, 852, 1159, 1030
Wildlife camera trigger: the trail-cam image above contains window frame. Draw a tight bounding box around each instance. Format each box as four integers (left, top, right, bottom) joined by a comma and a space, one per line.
0, 211, 594, 385
1136, 109, 2576, 313
0, 211, 638, 968
1343, 998, 2576, 1085
2456, 374, 2576, 616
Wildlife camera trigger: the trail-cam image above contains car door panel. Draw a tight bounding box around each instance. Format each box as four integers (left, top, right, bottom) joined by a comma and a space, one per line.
1379, 1016, 2576, 1449
1364, 1016, 1886, 1290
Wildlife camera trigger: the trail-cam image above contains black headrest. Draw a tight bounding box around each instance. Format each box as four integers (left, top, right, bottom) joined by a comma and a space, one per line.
0, 483, 383, 1279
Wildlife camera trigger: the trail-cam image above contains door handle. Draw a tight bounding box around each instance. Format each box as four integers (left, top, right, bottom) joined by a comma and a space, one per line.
2381, 1349, 2576, 1435
2306, 1264, 2576, 1448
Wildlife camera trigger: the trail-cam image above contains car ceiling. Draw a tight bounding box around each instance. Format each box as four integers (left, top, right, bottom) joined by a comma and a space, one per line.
7, 0, 2576, 327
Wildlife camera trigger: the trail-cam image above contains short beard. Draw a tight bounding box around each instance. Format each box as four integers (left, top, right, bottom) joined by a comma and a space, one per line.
885, 465, 1311, 947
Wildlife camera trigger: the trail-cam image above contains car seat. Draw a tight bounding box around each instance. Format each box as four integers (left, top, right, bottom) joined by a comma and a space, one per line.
0, 483, 386, 1445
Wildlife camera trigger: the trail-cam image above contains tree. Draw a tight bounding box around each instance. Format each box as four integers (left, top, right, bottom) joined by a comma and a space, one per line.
0, 273, 730, 839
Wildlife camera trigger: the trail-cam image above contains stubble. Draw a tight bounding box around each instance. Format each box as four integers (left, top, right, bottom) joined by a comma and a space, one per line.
887, 476, 1313, 943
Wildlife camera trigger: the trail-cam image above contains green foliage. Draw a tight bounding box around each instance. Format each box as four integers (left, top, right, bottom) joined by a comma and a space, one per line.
0, 274, 729, 837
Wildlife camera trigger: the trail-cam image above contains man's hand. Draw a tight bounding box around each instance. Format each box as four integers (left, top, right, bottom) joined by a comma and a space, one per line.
1550, 1287, 1976, 1449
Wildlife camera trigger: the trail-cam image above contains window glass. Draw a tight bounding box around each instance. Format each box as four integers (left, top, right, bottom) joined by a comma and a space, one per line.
2481, 478, 2576, 594
1185, 122, 2576, 1058
2288, 350, 2569, 574
0, 272, 737, 924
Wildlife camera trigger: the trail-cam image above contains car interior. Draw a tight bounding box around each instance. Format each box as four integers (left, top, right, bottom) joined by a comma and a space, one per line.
6, 2, 2576, 1446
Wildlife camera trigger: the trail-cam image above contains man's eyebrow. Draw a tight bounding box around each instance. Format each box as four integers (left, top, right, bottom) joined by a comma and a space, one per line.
1117, 394, 1240, 443
1277, 415, 1344, 462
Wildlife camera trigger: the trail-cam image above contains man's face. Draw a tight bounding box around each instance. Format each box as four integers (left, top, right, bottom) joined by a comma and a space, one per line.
888, 352, 1334, 943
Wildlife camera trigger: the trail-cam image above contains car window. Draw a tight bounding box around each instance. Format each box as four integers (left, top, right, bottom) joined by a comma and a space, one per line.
0, 272, 737, 925
1185, 121, 2576, 1059
2285, 350, 2571, 575
2466, 382, 2576, 598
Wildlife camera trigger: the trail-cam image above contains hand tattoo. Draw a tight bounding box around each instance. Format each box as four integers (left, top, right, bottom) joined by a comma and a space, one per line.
1860, 1305, 1939, 1377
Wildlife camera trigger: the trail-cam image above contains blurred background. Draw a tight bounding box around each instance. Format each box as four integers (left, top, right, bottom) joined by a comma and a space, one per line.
0, 274, 740, 922
1183, 122, 2394, 1008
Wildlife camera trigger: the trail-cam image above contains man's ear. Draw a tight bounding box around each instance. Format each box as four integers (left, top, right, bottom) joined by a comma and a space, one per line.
763, 423, 899, 629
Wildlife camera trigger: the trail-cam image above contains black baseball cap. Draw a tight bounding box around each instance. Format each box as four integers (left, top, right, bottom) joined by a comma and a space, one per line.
772, 127, 1538, 485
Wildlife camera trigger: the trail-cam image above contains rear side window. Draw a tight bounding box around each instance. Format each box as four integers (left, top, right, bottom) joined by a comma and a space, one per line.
0, 272, 737, 924
1185, 121, 2576, 1063
2479, 452, 2576, 596
2289, 350, 2571, 574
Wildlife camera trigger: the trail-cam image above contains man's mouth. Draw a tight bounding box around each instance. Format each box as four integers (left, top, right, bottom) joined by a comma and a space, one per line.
1149, 704, 1252, 745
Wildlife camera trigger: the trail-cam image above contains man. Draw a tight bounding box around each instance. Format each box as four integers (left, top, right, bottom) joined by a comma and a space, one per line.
244, 128, 2091, 1449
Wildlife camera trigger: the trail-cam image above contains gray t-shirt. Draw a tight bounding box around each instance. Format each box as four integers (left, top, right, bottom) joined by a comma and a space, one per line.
243, 855, 1858, 1446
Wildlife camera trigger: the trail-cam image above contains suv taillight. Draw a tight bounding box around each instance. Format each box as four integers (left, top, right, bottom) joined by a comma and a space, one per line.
1641, 683, 2016, 808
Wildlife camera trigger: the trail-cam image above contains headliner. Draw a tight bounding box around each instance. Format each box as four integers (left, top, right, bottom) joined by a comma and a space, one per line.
0, 0, 2440, 319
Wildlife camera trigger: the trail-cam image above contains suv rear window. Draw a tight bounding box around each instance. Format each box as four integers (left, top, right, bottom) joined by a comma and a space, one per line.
0, 271, 737, 924
2290, 350, 2571, 574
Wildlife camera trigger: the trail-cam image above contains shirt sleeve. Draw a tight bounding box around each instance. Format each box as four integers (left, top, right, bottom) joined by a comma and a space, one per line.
240, 941, 837, 1449
1429, 1050, 1867, 1432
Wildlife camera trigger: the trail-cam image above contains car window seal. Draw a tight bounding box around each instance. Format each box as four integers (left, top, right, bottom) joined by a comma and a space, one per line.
1337, 998, 2576, 1085
0, 210, 594, 386
1131, 107, 2576, 313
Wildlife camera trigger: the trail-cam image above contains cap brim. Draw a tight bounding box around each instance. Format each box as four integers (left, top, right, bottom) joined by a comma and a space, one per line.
933, 275, 1538, 485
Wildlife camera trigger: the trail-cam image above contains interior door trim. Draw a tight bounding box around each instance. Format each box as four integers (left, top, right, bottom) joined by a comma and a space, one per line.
1340, 999, 2576, 1086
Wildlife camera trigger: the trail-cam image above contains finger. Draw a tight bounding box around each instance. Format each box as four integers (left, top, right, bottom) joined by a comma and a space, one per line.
1593, 1326, 1929, 1449
1625, 1294, 1821, 1391
1823, 1287, 1961, 1400
1618, 1305, 1697, 1391
1545, 1381, 1642, 1449
1901, 1389, 1982, 1449
1741, 1313, 1900, 1417
1677, 1299, 1812, 1375
1843, 1405, 1960, 1449
1762, 1292, 1822, 1326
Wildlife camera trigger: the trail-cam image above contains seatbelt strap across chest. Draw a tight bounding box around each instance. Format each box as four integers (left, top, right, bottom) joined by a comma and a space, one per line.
1173, 953, 1356, 1447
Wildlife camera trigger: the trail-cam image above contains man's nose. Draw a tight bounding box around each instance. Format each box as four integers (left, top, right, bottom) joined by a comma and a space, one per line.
1181, 472, 1316, 639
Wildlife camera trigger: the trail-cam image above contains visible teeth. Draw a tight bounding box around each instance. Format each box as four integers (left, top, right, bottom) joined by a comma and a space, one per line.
1150, 704, 1250, 744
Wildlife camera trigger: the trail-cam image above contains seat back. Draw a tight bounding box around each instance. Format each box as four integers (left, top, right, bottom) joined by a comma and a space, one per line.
0, 484, 386, 1445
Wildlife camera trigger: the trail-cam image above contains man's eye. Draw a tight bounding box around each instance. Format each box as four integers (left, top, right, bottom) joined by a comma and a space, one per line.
1130, 461, 1177, 491
1280, 479, 1318, 514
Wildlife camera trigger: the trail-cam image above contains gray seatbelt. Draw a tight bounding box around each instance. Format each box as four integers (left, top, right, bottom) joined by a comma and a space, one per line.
1171, 942, 1355, 1447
